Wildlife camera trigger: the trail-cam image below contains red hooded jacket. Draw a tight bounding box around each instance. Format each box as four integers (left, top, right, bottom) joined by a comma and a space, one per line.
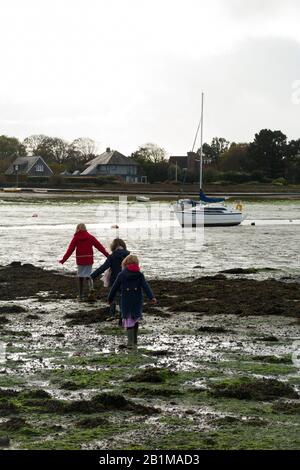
60, 230, 109, 266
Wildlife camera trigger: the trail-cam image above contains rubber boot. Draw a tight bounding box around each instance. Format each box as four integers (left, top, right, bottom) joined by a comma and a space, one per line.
133, 323, 138, 347
78, 278, 84, 301
88, 277, 94, 291
87, 289, 96, 302
127, 328, 135, 348
87, 278, 96, 302
109, 302, 116, 317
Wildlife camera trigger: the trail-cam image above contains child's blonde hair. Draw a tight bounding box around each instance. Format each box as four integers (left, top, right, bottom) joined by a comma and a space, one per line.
122, 254, 139, 268
76, 223, 87, 232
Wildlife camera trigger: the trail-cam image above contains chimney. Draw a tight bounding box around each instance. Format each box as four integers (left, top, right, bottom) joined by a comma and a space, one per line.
106, 147, 111, 153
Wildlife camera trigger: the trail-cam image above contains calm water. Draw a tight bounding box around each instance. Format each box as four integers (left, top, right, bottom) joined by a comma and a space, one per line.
0, 199, 299, 280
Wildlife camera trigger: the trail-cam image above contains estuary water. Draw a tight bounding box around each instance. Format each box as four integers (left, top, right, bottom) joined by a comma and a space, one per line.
0, 198, 299, 280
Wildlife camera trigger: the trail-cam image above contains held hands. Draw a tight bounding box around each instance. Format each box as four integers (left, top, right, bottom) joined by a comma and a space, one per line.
151, 298, 157, 304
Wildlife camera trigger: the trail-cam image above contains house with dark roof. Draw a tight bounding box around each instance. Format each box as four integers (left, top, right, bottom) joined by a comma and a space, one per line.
5, 156, 53, 177
169, 152, 198, 173
81, 148, 140, 183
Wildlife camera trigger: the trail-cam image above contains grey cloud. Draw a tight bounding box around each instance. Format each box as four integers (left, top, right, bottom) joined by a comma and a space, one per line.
224, 0, 300, 19
139, 36, 300, 151
1, 35, 300, 154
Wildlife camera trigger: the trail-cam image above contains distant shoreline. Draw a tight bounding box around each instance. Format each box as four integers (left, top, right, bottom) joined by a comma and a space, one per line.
1, 186, 300, 201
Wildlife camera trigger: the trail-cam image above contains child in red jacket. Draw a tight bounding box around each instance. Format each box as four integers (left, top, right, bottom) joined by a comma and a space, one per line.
59, 223, 109, 300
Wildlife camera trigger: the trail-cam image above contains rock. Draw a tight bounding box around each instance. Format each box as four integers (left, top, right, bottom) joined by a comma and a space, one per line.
185, 409, 196, 415
41, 333, 65, 338
26, 314, 40, 320
220, 268, 258, 275
75, 417, 109, 428
197, 326, 230, 334
148, 350, 172, 357
0, 316, 9, 324
22, 389, 52, 399
256, 336, 279, 342
10, 262, 21, 267
127, 368, 177, 384
0, 399, 19, 416
0, 305, 27, 314
64, 308, 108, 326
0, 417, 28, 431
272, 400, 300, 414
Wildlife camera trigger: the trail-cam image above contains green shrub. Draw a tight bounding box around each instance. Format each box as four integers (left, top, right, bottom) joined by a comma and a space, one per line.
221, 171, 251, 184
0, 173, 7, 184
27, 176, 48, 185
210, 180, 232, 185
272, 177, 288, 186
95, 175, 118, 185
203, 168, 220, 183
6, 174, 28, 184
49, 175, 63, 186
249, 170, 267, 183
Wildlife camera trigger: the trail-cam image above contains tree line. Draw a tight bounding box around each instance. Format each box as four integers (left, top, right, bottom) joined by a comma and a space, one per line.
0, 135, 99, 175
1, 129, 300, 184
169, 130, 300, 185
131, 131, 300, 184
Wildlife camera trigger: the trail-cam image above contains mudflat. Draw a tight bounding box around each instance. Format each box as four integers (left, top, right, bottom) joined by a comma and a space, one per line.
0, 263, 299, 450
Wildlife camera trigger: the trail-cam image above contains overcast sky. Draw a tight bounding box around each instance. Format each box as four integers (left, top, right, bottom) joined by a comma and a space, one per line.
1, 0, 300, 155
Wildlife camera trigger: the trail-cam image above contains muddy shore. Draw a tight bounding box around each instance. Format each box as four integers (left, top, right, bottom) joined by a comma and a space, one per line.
0, 263, 299, 450
1, 187, 300, 202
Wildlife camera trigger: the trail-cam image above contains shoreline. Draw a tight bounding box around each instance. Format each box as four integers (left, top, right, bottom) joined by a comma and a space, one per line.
2, 262, 299, 317
1, 187, 300, 201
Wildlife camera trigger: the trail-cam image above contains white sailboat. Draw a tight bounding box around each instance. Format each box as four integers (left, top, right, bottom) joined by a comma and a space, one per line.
173, 93, 244, 227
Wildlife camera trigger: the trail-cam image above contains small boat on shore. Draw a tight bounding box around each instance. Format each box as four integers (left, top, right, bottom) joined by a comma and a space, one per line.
136, 195, 150, 202
3, 187, 22, 193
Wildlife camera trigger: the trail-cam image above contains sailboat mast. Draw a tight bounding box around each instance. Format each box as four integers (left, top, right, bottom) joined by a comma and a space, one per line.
199, 92, 204, 191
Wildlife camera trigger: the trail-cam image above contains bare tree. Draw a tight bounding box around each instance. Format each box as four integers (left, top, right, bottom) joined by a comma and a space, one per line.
23, 135, 48, 156
35, 137, 69, 163
131, 142, 168, 164
69, 138, 99, 163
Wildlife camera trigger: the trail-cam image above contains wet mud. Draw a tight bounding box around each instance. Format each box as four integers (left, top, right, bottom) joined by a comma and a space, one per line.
0, 263, 299, 450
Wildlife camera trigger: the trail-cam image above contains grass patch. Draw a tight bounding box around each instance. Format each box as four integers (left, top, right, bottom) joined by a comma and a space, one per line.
209, 377, 298, 401
217, 359, 296, 376
140, 424, 300, 450
127, 368, 177, 384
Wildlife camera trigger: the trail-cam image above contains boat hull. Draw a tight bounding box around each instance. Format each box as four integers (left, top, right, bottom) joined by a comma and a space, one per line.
136, 196, 150, 202
174, 206, 243, 227
3, 188, 21, 193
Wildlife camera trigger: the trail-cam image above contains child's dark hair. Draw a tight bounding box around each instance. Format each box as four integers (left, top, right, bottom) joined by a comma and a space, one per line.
110, 238, 127, 252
